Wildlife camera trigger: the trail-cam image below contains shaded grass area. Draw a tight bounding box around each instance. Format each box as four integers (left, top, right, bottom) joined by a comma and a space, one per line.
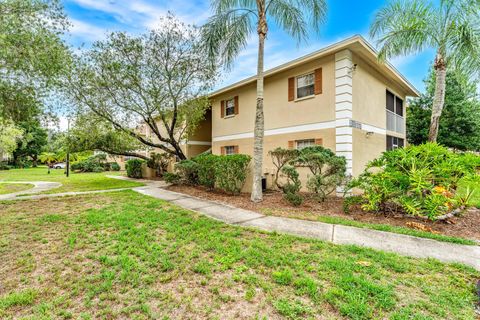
0, 167, 143, 194
0, 191, 478, 319
0, 183, 33, 195
317, 216, 478, 245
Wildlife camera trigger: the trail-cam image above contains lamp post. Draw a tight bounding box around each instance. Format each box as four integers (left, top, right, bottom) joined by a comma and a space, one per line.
65, 117, 70, 177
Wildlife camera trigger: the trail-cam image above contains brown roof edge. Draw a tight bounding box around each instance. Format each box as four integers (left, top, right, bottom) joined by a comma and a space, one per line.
209, 35, 420, 98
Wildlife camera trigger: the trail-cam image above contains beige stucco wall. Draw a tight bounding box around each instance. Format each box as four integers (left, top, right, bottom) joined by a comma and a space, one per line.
352, 53, 407, 131
352, 128, 386, 176
211, 55, 335, 139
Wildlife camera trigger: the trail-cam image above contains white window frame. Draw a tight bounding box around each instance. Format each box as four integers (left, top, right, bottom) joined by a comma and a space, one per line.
296, 72, 315, 99
296, 139, 315, 150
225, 98, 235, 117
224, 145, 236, 155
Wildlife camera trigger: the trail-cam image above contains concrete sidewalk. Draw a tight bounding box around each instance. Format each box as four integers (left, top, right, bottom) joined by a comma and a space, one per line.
134, 186, 480, 271
0, 181, 62, 200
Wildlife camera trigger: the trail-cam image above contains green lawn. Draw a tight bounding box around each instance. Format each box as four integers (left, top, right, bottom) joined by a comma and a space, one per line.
0, 183, 33, 195
0, 167, 144, 194
0, 191, 478, 319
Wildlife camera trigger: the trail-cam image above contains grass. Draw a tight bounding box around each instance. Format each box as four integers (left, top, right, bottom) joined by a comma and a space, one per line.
0, 167, 144, 194
0, 183, 33, 195
0, 191, 478, 319
317, 216, 478, 245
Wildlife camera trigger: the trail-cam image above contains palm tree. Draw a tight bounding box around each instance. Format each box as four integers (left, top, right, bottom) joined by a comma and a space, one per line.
39, 152, 57, 174
370, 0, 480, 142
202, 0, 327, 202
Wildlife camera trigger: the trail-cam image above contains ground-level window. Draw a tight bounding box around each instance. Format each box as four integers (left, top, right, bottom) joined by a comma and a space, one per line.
224, 145, 236, 155
386, 135, 404, 151
225, 98, 235, 116
296, 73, 315, 99
296, 139, 315, 150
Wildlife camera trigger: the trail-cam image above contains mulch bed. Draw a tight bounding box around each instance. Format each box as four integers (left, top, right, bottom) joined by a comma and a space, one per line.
167, 184, 480, 242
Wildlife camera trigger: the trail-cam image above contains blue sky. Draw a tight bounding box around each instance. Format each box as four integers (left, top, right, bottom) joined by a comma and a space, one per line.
64, 0, 436, 93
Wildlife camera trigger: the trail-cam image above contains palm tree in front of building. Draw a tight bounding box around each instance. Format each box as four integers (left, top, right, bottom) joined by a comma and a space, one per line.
202, 0, 327, 202
370, 0, 480, 142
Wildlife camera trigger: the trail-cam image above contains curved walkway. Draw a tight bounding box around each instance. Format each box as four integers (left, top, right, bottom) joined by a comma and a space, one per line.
0, 181, 62, 200
132, 184, 480, 271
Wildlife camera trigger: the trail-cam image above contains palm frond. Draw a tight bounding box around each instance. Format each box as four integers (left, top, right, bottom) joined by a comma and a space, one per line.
447, 17, 480, 78
201, 9, 255, 69
267, 0, 307, 42
370, 0, 436, 61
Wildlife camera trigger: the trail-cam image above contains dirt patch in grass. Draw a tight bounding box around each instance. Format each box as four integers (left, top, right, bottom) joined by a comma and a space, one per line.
167, 185, 480, 242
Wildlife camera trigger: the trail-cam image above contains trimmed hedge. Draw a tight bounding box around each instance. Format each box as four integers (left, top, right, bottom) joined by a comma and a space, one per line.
125, 159, 144, 178
214, 154, 251, 194
172, 153, 251, 194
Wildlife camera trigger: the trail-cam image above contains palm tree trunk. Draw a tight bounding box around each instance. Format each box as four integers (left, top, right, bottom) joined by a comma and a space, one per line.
251, 1, 266, 202
428, 52, 447, 142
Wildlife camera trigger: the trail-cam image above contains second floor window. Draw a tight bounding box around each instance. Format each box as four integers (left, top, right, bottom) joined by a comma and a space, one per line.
225, 98, 235, 116
386, 90, 405, 134
296, 73, 315, 99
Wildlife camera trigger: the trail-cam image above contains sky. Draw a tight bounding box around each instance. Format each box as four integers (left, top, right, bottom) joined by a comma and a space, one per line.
63, 0, 436, 95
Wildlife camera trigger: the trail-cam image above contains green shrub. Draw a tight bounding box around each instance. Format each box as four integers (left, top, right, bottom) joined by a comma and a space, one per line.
214, 154, 251, 194
110, 162, 121, 171
163, 172, 180, 184
352, 143, 479, 220
269, 147, 300, 189
175, 160, 199, 185
71, 154, 115, 173
193, 154, 218, 189
284, 192, 303, 206
0, 162, 10, 170
295, 146, 346, 202
125, 159, 144, 178
280, 165, 303, 206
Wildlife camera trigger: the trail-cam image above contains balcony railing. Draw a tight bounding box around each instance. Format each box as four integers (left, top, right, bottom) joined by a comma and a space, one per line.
386, 110, 404, 134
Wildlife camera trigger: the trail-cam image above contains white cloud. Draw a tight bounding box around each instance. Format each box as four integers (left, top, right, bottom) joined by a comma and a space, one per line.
69, 18, 108, 42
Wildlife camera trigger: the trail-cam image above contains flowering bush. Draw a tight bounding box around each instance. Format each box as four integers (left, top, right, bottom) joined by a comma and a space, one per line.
350, 143, 478, 220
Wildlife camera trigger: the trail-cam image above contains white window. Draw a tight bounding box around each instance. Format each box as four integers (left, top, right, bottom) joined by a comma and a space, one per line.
225, 98, 235, 116
225, 146, 236, 155
296, 139, 315, 150
296, 73, 315, 99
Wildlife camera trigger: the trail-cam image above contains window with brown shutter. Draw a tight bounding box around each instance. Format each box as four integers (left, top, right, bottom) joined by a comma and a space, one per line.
288, 140, 294, 149
224, 145, 237, 155
314, 68, 322, 95
288, 77, 295, 101
221, 100, 225, 118
234, 96, 239, 115
315, 138, 323, 145
220, 146, 225, 155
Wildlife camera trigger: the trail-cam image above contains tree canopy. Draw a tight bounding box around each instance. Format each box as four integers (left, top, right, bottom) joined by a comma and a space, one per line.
370, 0, 480, 142
407, 70, 480, 151
68, 15, 218, 161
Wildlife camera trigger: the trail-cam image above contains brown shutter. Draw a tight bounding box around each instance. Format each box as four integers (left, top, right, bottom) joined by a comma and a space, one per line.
220, 146, 225, 155
220, 100, 225, 118
314, 68, 322, 95
315, 138, 323, 145
234, 145, 239, 154
288, 140, 295, 149
234, 96, 239, 115
288, 77, 295, 101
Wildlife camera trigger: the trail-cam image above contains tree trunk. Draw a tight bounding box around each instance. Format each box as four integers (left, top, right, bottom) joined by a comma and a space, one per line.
251, 1, 267, 202
428, 52, 447, 142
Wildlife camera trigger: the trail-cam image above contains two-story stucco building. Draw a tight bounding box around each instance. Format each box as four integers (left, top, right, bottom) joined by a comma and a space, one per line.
208, 35, 419, 191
